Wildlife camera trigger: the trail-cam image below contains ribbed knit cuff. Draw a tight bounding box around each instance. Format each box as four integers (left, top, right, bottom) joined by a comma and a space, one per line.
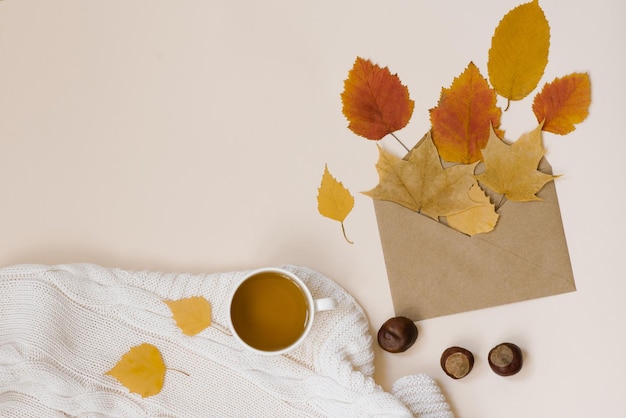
392, 374, 454, 418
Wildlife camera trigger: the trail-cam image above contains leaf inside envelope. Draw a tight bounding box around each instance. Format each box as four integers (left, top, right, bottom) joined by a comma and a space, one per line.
430, 62, 502, 164
446, 181, 499, 235
476, 124, 557, 201
165, 296, 212, 336
364, 132, 479, 220
105, 343, 166, 398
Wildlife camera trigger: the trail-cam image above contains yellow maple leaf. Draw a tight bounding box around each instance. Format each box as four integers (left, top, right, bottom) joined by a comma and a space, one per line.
165, 296, 212, 336
105, 343, 166, 398
364, 132, 479, 220
446, 181, 499, 236
476, 124, 557, 202
317, 164, 354, 243
488, 0, 550, 105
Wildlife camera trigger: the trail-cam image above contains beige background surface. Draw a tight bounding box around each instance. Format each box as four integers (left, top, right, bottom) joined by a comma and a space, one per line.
1, 1, 625, 417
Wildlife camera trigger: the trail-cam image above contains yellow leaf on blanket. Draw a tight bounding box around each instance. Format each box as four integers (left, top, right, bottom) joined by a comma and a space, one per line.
165, 296, 212, 336
105, 343, 166, 398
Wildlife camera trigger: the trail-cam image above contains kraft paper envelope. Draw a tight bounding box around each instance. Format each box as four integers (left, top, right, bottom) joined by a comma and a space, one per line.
373, 158, 576, 321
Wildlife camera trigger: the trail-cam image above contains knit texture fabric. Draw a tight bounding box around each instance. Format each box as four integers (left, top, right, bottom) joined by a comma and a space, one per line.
0, 263, 453, 417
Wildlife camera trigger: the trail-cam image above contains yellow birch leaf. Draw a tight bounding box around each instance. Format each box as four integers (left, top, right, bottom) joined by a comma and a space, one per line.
105, 343, 166, 398
488, 0, 550, 103
317, 164, 354, 243
446, 181, 499, 236
476, 124, 557, 201
165, 296, 212, 336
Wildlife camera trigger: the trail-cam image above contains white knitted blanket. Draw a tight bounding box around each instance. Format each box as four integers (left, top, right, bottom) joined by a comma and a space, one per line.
0, 263, 453, 417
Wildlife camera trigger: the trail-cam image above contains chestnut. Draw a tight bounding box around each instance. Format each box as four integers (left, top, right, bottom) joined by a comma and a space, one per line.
440, 346, 474, 379
488, 342, 523, 376
377, 316, 418, 353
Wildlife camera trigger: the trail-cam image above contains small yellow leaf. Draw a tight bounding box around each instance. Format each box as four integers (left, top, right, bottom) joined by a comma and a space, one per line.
105, 343, 166, 398
446, 181, 499, 236
488, 0, 550, 103
165, 296, 212, 336
317, 164, 354, 243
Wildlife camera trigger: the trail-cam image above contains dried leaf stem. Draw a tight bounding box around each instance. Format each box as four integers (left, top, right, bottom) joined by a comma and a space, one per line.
341, 222, 354, 244
389, 132, 410, 152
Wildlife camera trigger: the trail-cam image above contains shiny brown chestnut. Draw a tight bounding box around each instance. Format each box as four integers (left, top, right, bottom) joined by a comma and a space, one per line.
440, 346, 474, 379
488, 342, 523, 376
377, 316, 418, 353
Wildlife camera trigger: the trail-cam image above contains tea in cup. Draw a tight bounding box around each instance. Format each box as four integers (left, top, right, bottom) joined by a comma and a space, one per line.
228, 268, 336, 355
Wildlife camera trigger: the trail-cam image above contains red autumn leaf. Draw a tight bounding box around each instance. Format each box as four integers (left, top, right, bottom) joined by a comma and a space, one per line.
429, 62, 502, 164
341, 57, 414, 140
532, 72, 591, 135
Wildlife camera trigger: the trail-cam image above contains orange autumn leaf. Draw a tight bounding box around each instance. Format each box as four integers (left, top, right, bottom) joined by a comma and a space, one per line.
341, 57, 414, 140
165, 296, 212, 336
488, 0, 550, 103
476, 124, 557, 202
105, 343, 166, 398
364, 132, 479, 219
430, 62, 502, 164
532, 72, 591, 135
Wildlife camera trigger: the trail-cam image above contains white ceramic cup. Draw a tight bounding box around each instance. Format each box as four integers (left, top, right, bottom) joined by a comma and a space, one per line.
227, 267, 336, 355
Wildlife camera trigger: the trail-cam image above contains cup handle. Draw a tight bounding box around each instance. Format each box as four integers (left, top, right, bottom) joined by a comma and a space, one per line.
313, 297, 337, 312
